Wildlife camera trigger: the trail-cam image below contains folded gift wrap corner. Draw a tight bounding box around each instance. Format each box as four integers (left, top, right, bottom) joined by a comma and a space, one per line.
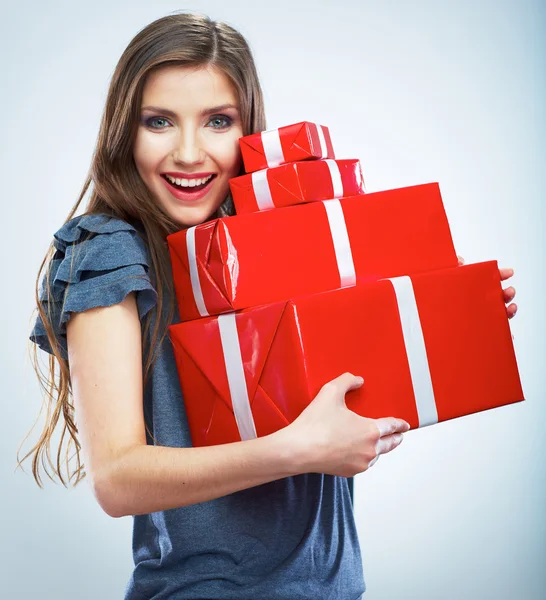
169, 300, 308, 445
287, 121, 334, 161
168, 219, 245, 321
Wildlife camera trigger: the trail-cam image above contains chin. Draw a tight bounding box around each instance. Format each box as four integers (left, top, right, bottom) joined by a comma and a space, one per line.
167, 202, 223, 230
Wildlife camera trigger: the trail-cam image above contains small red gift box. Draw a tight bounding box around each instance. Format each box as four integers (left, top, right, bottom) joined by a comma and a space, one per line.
169, 261, 524, 447
167, 183, 458, 322
239, 121, 335, 174
229, 158, 364, 214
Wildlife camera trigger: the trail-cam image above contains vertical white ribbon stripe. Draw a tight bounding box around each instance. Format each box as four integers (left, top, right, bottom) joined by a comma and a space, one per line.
218, 313, 258, 441
261, 129, 284, 168
251, 170, 275, 211
325, 159, 344, 198
386, 276, 438, 427
186, 226, 209, 317
322, 200, 357, 287
317, 124, 328, 158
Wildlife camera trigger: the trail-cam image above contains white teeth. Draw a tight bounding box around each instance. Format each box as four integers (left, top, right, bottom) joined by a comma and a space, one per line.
166, 174, 213, 187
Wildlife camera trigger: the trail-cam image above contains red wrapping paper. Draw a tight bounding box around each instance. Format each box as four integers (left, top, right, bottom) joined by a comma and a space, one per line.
168, 183, 458, 322
239, 121, 335, 173
169, 261, 524, 447
229, 159, 364, 214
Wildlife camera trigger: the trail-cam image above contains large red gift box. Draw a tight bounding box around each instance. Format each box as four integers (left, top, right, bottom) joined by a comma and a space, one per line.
169, 260, 524, 447
239, 121, 335, 174
229, 158, 364, 214
167, 183, 458, 322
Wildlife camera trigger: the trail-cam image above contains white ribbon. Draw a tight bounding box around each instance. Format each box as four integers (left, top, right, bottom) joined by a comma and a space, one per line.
384, 276, 438, 427
261, 128, 284, 168
251, 170, 275, 211
186, 226, 209, 317
218, 313, 258, 440
323, 199, 357, 287
324, 159, 344, 197
316, 124, 328, 158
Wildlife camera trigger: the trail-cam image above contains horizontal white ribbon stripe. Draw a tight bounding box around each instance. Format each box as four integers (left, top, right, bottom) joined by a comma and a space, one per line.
324, 160, 344, 198
323, 199, 357, 287
251, 170, 276, 211
186, 226, 209, 317
386, 276, 438, 427
218, 313, 258, 441
261, 128, 284, 168
317, 124, 328, 158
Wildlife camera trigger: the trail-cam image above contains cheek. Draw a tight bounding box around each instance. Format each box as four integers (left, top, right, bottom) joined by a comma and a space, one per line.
212, 134, 243, 175
133, 131, 170, 176
133, 134, 151, 178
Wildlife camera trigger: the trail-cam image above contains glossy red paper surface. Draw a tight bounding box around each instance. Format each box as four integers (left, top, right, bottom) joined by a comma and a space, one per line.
229, 159, 364, 214
168, 183, 459, 322
169, 261, 524, 447
239, 121, 335, 174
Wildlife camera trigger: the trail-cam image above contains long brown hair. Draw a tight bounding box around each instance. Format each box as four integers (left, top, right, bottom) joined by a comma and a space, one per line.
17, 12, 266, 488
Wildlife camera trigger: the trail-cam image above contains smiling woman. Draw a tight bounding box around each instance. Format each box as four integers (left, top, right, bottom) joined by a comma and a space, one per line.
20, 12, 377, 600
134, 65, 244, 227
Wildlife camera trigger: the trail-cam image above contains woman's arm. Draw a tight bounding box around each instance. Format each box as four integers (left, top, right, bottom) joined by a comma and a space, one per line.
67, 292, 406, 518
66, 292, 303, 517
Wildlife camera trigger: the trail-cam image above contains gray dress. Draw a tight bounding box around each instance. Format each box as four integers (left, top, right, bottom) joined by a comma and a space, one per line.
31, 213, 365, 600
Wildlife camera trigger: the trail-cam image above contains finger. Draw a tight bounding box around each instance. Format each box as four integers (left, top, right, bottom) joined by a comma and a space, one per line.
457, 255, 465, 266
327, 372, 365, 397
503, 286, 516, 303
499, 267, 514, 281
507, 303, 518, 319
376, 432, 404, 455
368, 455, 379, 468
375, 417, 410, 437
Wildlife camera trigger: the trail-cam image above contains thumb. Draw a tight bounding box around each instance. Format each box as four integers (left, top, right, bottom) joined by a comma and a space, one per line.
331, 372, 365, 404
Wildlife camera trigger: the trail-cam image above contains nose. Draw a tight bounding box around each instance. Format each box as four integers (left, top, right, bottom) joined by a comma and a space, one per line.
173, 127, 205, 165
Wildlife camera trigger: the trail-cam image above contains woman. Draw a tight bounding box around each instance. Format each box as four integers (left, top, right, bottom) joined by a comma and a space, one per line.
20, 12, 517, 600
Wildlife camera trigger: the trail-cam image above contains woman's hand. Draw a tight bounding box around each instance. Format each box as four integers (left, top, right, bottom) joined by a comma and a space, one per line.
457, 255, 517, 319
283, 373, 409, 478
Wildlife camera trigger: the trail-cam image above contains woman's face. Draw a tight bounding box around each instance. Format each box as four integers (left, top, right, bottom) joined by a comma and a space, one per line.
133, 64, 243, 228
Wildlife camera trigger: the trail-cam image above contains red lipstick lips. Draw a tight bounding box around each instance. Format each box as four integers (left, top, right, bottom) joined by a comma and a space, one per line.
161, 172, 216, 202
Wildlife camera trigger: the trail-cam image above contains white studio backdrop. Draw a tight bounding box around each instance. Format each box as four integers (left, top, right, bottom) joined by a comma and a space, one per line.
3, 1, 544, 599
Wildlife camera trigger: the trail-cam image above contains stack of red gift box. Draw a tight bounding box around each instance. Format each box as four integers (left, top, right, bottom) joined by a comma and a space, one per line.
167, 121, 524, 447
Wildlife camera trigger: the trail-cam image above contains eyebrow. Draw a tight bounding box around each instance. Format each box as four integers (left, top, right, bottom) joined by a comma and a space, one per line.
140, 104, 239, 118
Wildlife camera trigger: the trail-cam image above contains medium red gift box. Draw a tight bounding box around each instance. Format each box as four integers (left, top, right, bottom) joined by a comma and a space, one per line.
229, 158, 364, 214
239, 121, 335, 174
167, 182, 458, 322
169, 260, 524, 447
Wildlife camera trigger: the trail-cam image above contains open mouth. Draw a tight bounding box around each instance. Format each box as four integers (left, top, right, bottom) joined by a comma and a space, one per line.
161, 173, 217, 193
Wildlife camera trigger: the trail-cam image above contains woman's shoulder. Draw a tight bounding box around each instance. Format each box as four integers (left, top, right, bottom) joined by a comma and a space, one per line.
53, 212, 143, 247
52, 212, 150, 272
31, 212, 157, 357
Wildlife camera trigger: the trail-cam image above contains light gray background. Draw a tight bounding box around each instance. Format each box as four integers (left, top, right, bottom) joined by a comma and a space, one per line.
4, 0, 544, 599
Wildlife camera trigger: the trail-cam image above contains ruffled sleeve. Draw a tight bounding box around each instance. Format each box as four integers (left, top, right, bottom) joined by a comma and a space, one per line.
30, 213, 158, 359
